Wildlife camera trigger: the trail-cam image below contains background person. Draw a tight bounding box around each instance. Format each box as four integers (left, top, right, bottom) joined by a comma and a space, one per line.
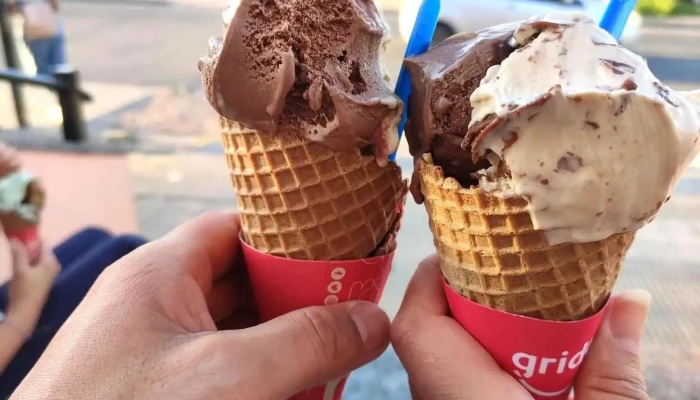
0, 143, 146, 398
6, 0, 67, 75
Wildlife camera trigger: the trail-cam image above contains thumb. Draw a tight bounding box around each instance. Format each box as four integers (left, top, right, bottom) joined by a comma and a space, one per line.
574, 289, 651, 400
237, 301, 390, 399
10, 239, 30, 275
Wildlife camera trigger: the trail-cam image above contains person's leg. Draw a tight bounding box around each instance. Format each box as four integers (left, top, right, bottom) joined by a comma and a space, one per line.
0, 235, 147, 396
53, 234, 146, 289
25, 38, 52, 75
47, 32, 67, 70
53, 227, 113, 268
0, 281, 8, 317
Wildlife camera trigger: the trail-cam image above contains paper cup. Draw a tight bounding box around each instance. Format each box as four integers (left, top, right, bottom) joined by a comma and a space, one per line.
5, 224, 42, 265
241, 239, 396, 400
443, 281, 608, 400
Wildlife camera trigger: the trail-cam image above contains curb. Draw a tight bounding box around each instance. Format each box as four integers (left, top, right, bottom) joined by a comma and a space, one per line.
1, 127, 135, 154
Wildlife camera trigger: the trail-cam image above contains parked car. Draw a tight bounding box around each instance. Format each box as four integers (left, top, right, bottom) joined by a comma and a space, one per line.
399, 0, 643, 46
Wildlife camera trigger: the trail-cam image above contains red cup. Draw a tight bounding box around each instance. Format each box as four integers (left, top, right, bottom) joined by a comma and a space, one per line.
241, 239, 396, 400
5, 224, 42, 265
443, 281, 609, 400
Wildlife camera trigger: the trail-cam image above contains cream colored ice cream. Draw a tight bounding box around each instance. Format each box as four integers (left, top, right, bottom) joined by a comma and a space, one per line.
467, 13, 700, 245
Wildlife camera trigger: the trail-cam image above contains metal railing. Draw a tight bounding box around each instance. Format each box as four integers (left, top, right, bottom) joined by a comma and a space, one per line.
0, 3, 91, 142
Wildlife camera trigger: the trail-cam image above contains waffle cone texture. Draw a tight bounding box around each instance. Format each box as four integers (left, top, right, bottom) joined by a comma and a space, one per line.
221, 118, 407, 261
418, 154, 636, 321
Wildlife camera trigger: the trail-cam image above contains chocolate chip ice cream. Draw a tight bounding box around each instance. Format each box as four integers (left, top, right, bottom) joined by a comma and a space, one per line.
406, 13, 700, 245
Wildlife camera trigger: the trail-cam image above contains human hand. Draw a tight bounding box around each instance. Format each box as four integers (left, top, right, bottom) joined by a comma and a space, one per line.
6, 242, 60, 333
12, 212, 391, 400
391, 255, 651, 400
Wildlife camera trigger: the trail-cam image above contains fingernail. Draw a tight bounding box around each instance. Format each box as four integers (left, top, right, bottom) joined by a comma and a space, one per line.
348, 302, 389, 351
609, 289, 652, 347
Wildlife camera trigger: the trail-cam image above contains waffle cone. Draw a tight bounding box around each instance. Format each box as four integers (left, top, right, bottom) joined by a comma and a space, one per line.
418, 154, 635, 321
220, 118, 407, 261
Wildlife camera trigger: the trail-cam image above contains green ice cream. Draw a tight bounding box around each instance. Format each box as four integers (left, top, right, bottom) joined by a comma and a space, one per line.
0, 170, 40, 223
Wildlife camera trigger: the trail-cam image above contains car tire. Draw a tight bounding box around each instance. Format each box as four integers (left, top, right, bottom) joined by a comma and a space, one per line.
431, 22, 456, 47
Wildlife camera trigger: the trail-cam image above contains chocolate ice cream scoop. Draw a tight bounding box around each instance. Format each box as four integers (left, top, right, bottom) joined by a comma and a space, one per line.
199, 0, 402, 164
404, 24, 517, 202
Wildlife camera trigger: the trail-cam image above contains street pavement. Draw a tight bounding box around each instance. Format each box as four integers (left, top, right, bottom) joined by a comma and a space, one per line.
3, 1, 700, 398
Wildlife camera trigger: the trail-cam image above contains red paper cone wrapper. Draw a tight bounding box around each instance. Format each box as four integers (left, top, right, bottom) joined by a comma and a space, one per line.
6, 225, 42, 265
241, 239, 396, 400
443, 281, 608, 400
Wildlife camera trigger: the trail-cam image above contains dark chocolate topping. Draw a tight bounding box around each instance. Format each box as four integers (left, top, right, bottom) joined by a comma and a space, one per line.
404, 25, 517, 202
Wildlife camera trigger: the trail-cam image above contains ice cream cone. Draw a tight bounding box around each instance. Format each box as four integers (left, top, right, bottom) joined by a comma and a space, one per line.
221, 118, 407, 261
418, 154, 636, 321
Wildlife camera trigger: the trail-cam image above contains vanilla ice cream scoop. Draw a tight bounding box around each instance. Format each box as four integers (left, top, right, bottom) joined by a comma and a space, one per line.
466, 13, 700, 245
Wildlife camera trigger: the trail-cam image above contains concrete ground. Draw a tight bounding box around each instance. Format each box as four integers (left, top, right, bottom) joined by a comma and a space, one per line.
1, 1, 700, 398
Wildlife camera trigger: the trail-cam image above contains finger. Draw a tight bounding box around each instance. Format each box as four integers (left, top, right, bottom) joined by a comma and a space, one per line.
409, 380, 425, 400
40, 245, 59, 269
206, 273, 254, 323
391, 256, 530, 400
207, 279, 237, 323
396, 254, 449, 317
574, 290, 651, 400
139, 212, 242, 295
10, 240, 29, 275
223, 301, 390, 398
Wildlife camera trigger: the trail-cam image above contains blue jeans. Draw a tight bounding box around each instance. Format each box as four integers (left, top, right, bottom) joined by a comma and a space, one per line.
25, 33, 67, 76
0, 228, 147, 398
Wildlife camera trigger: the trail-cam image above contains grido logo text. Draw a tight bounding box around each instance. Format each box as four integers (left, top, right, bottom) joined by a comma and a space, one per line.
512, 341, 591, 379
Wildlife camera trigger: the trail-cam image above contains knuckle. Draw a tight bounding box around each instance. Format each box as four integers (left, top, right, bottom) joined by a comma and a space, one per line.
418, 254, 440, 270
298, 307, 359, 366
585, 364, 649, 400
390, 315, 420, 353
95, 252, 162, 301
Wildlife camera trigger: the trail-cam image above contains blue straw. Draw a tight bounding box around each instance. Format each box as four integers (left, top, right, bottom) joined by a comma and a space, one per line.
599, 0, 637, 40
389, 0, 441, 161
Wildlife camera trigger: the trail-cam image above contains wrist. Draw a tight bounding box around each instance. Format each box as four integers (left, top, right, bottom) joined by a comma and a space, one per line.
7, 300, 43, 332
3, 311, 35, 340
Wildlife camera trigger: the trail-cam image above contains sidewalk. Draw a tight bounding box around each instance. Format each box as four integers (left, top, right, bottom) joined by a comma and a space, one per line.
0, 13, 168, 133
0, 81, 162, 131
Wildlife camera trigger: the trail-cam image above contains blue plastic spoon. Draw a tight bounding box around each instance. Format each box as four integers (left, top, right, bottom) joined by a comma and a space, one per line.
599, 0, 638, 40
389, 0, 441, 161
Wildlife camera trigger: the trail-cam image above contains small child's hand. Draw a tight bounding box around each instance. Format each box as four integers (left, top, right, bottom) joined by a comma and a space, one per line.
6, 243, 60, 334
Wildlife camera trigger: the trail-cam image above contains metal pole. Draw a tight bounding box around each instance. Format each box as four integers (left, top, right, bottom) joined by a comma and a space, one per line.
0, 2, 28, 127
55, 65, 87, 142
